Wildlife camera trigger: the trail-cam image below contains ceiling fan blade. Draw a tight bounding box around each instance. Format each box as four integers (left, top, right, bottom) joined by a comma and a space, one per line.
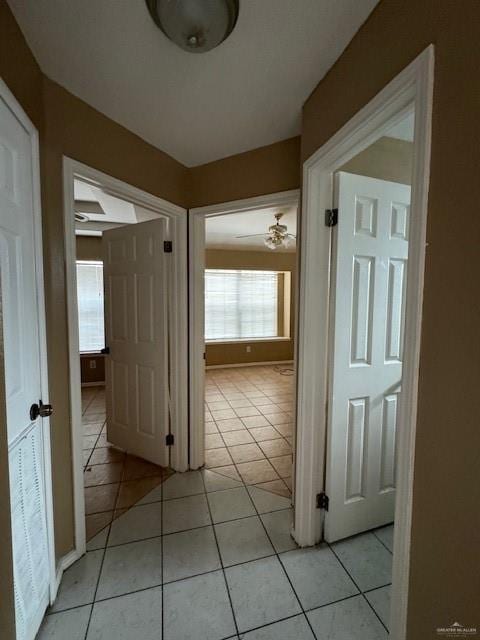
235, 233, 267, 239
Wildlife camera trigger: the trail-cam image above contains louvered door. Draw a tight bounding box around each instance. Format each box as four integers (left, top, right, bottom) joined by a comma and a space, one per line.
0, 86, 53, 639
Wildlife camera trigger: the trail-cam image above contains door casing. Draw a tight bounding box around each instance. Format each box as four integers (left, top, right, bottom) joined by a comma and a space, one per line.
295, 46, 434, 640
62, 158, 188, 566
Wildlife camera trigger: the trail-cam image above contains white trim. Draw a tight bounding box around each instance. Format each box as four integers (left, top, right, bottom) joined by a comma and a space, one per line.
189, 190, 300, 469
0, 78, 57, 621
206, 360, 294, 370
63, 158, 189, 563
206, 337, 291, 345
52, 548, 82, 601
295, 46, 434, 640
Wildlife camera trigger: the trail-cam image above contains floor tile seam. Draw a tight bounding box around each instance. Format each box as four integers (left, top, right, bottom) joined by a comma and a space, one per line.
371, 529, 394, 555
200, 470, 241, 638
84, 490, 116, 639
238, 485, 319, 640
326, 542, 389, 633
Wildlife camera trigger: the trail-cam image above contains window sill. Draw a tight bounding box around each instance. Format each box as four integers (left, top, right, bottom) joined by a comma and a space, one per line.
206, 337, 291, 345
80, 351, 105, 357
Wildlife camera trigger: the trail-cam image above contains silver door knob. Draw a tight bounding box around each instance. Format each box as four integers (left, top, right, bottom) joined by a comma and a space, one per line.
30, 401, 53, 421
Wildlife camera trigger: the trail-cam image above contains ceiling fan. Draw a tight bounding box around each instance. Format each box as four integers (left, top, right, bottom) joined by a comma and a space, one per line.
236, 213, 296, 250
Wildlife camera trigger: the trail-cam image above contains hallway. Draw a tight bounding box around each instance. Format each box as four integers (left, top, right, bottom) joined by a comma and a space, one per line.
38, 461, 392, 639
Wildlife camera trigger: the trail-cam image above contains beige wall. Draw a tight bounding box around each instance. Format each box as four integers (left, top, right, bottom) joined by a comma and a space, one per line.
76, 235, 103, 262
340, 136, 413, 184
205, 249, 296, 366
189, 137, 301, 208
80, 355, 105, 385
303, 1, 480, 635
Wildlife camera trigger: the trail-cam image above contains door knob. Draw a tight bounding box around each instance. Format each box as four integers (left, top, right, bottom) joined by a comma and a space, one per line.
30, 401, 53, 421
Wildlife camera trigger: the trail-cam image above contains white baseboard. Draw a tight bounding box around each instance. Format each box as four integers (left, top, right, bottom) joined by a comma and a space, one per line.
81, 381, 105, 387
52, 548, 83, 603
206, 360, 294, 370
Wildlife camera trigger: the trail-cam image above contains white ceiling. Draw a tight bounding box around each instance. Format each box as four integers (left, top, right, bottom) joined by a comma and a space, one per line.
8, 0, 378, 166
74, 179, 158, 235
206, 206, 297, 252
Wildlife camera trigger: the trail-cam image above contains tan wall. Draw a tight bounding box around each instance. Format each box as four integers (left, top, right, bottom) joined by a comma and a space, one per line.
303, 1, 480, 636
189, 137, 300, 208
76, 235, 103, 262
80, 355, 105, 385
205, 250, 296, 366
340, 136, 413, 184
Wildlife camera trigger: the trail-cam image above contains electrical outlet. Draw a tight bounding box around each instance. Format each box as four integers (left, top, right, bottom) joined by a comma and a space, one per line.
89, 360, 97, 369
246, 345, 251, 353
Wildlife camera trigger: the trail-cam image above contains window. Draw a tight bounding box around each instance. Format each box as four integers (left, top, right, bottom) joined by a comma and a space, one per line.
76, 261, 105, 352
205, 269, 280, 341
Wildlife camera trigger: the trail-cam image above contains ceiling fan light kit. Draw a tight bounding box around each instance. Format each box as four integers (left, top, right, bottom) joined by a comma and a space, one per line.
146, 0, 240, 53
236, 212, 296, 250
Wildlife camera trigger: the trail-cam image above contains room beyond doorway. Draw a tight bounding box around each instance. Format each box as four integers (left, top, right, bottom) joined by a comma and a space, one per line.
204, 365, 294, 496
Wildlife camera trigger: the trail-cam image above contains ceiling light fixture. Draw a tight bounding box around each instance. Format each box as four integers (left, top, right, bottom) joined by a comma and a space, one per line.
74, 212, 90, 223
236, 213, 296, 251
145, 0, 239, 53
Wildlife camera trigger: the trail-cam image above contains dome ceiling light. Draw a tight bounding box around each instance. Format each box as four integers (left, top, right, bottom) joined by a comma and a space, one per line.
145, 0, 240, 53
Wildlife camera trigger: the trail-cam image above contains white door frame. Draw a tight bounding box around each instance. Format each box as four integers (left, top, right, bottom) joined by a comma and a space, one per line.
63, 158, 188, 565
295, 46, 434, 639
189, 190, 300, 469
0, 78, 57, 607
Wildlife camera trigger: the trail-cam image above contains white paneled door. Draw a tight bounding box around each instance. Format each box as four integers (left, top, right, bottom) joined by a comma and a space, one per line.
324, 172, 411, 542
103, 220, 170, 467
0, 88, 54, 639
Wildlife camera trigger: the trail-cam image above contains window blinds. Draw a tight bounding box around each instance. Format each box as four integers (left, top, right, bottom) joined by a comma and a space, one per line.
76, 261, 105, 352
205, 269, 279, 341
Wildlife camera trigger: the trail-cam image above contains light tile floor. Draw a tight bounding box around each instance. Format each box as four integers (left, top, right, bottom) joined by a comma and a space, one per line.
38, 464, 394, 639
81, 386, 172, 540
204, 365, 295, 498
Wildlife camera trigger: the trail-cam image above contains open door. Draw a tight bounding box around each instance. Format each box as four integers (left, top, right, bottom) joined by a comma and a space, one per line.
324, 172, 410, 542
102, 219, 170, 467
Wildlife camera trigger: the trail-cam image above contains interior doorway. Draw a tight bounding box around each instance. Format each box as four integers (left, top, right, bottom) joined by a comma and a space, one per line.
188, 190, 300, 478
63, 160, 188, 561
202, 207, 298, 497
295, 47, 433, 639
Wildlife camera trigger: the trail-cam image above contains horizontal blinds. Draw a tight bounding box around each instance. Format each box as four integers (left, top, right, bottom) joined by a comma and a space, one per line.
76, 261, 105, 352
205, 269, 278, 340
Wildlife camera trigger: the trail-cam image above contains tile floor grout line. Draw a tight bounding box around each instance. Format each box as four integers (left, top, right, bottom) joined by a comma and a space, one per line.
241, 482, 320, 640
372, 528, 394, 555
327, 541, 390, 634
200, 471, 241, 639
82, 516, 114, 639
88, 504, 293, 553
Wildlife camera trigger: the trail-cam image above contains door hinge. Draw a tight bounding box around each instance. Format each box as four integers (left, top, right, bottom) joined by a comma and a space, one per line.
325, 208, 338, 227
316, 492, 329, 510
163, 240, 173, 253
166, 433, 174, 446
